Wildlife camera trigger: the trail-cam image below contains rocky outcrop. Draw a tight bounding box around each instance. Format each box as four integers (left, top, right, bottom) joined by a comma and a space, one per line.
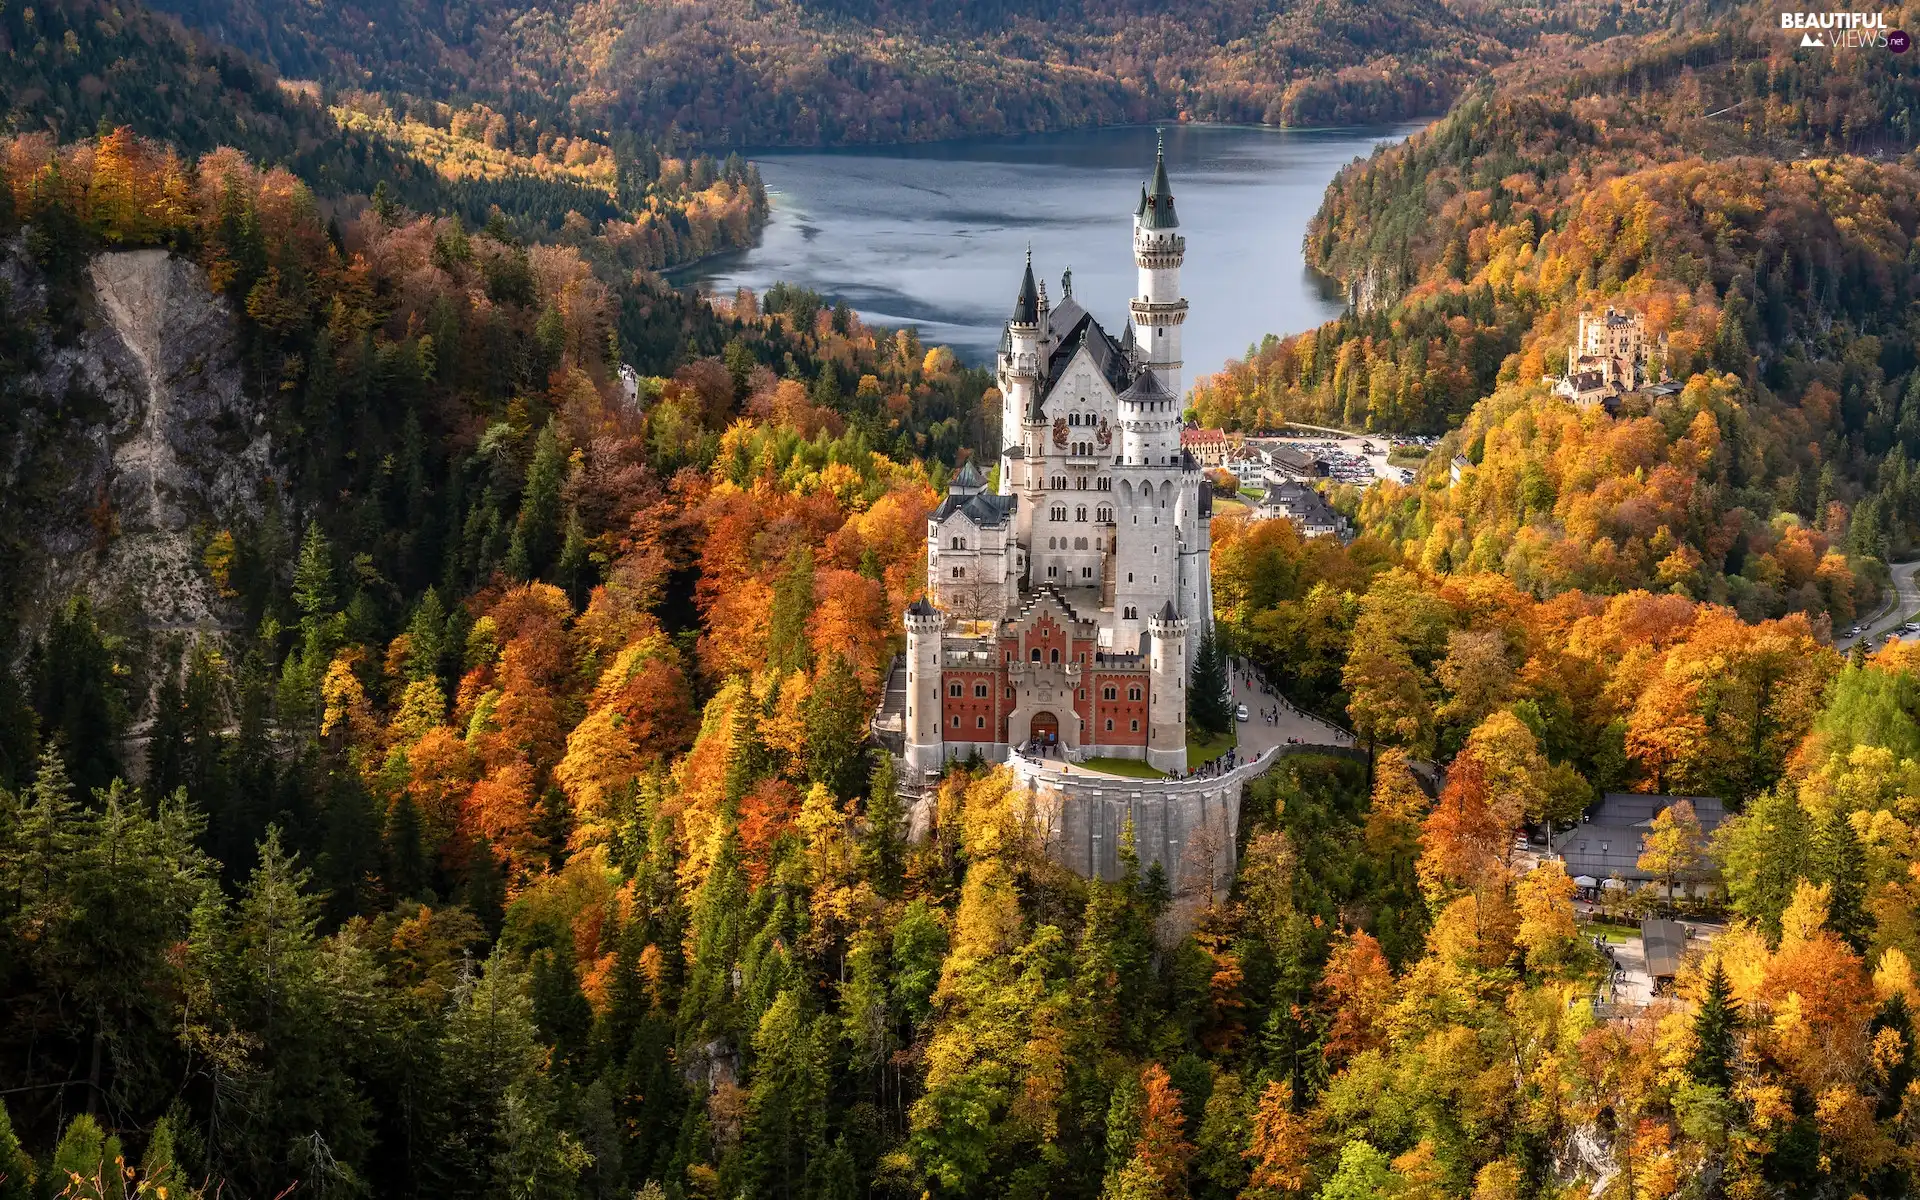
3, 246, 272, 638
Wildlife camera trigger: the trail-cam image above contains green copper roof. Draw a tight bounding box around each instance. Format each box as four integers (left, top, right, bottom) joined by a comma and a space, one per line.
1142, 136, 1178, 231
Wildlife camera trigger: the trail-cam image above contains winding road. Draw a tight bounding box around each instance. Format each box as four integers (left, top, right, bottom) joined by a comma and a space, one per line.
1837, 559, 1920, 651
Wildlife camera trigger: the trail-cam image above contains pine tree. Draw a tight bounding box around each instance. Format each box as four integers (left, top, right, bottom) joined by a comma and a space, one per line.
1188, 627, 1231, 737
509, 422, 567, 580
744, 988, 828, 1200
804, 654, 868, 799
1688, 957, 1741, 1089
766, 544, 815, 678
292, 520, 337, 626
860, 752, 905, 898
1813, 809, 1872, 950
32, 596, 124, 796
0, 1099, 35, 1200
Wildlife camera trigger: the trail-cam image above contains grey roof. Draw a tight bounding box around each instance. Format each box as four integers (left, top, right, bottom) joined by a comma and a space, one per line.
1013, 253, 1040, 325
1037, 310, 1136, 411
1119, 321, 1137, 355
1558, 794, 1723, 883
1045, 295, 1087, 342
1120, 368, 1171, 403
933, 489, 1017, 528
1142, 138, 1178, 231
1593, 793, 1725, 829
1136, 183, 1148, 219
1157, 600, 1179, 622
905, 597, 938, 617
1642, 919, 1688, 979
951, 458, 985, 492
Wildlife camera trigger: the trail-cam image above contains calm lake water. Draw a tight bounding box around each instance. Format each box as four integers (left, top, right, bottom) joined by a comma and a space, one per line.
678, 123, 1422, 382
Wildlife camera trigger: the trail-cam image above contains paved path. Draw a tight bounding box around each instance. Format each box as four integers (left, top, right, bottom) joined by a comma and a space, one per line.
1229, 658, 1354, 755
1840, 558, 1920, 651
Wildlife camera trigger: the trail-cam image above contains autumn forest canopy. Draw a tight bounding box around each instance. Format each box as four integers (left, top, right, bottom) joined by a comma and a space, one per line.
3, 0, 1920, 1198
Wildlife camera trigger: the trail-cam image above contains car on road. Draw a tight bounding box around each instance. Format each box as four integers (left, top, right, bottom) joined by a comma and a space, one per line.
1850, 625, 1864, 637
1235, 704, 1249, 723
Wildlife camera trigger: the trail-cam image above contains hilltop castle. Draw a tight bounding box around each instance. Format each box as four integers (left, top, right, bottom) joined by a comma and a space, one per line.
1554, 306, 1666, 408
903, 140, 1214, 777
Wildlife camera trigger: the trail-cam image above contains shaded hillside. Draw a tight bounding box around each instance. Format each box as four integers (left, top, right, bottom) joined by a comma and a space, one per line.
138, 0, 1669, 145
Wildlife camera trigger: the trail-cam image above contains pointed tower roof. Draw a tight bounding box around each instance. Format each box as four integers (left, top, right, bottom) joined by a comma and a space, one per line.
1136, 183, 1148, 219
1142, 134, 1178, 231
1158, 600, 1179, 622
1013, 246, 1039, 325
950, 458, 985, 493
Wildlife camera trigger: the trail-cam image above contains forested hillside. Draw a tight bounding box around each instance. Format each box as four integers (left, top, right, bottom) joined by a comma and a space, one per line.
1, 107, 1919, 1198
136, 0, 1656, 146
1190, 0, 1920, 618
3, 0, 771, 248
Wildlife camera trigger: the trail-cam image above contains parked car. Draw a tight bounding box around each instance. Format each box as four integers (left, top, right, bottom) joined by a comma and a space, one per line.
1235, 704, 1249, 723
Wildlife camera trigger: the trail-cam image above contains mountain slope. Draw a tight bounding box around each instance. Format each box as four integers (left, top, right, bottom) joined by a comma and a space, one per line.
138, 0, 1652, 144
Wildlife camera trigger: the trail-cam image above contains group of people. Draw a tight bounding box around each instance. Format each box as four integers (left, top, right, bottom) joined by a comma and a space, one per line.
1171, 745, 1255, 781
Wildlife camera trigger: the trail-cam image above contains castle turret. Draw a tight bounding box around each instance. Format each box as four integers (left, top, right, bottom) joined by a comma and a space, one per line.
1130, 136, 1187, 400
1000, 251, 1043, 486
903, 598, 947, 775
1146, 601, 1189, 773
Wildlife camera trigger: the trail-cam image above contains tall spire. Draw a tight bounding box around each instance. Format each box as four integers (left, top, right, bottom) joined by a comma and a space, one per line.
1013, 244, 1039, 325
1142, 131, 1178, 230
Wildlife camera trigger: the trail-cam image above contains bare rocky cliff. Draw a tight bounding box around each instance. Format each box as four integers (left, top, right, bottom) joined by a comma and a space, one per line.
2, 244, 275, 645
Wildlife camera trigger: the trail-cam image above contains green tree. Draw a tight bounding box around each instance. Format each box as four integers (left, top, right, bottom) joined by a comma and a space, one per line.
507, 422, 567, 580
766, 544, 816, 678
1688, 957, 1741, 1090
0, 1099, 34, 1200
744, 988, 829, 1199
1813, 809, 1872, 951
804, 654, 868, 798
1714, 788, 1812, 940
1317, 1140, 1391, 1200
1189, 627, 1232, 737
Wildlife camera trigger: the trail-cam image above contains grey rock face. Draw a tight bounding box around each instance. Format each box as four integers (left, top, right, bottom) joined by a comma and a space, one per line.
6, 247, 272, 636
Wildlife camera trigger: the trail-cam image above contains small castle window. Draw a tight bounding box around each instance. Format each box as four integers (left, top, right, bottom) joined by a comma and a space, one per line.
949, 683, 963, 697
1128, 686, 1142, 701
1131, 719, 1140, 731
1075, 506, 1087, 522
1031, 648, 1042, 661
1047, 566, 1058, 578
1081, 567, 1093, 579
1050, 649, 1060, 664
1105, 719, 1114, 731
976, 716, 986, 729
952, 716, 961, 728
1103, 686, 1117, 700
974, 684, 989, 698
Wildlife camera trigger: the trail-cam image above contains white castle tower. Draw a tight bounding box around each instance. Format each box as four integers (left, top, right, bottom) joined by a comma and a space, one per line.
1130, 136, 1187, 400
909, 139, 1213, 775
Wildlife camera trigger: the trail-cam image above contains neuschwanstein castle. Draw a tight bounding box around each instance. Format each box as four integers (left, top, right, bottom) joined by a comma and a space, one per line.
902, 141, 1215, 778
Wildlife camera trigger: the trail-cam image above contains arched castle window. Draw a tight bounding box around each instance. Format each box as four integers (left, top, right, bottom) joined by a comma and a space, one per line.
1031, 648, 1042, 661
1128, 686, 1142, 701
1050, 649, 1060, 663
1097, 507, 1112, 523
974, 683, 989, 697
948, 682, 962, 696
1102, 686, 1117, 700
1075, 507, 1087, 522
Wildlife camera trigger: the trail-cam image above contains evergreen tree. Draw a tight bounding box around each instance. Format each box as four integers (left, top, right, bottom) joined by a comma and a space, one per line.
293, 520, 337, 628
31, 596, 124, 796
1813, 809, 1872, 950
804, 654, 868, 799
49, 1114, 126, 1200
860, 752, 905, 898
766, 544, 816, 678
529, 947, 594, 1069
1189, 627, 1232, 737
743, 988, 828, 1200
508, 423, 567, 581
1688, 957, 1741, 1089
0, 1099, 34, 1200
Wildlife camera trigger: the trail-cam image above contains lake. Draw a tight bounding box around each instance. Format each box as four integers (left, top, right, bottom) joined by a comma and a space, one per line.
677, 123, 1422, 383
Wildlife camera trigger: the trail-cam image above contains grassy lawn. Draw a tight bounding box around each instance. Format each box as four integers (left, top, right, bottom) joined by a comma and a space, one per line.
1238, 487, 1266, 502
1186, 730, 1236, 769
1580, 920, 1640, 944
1081, 757, 1167, 780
